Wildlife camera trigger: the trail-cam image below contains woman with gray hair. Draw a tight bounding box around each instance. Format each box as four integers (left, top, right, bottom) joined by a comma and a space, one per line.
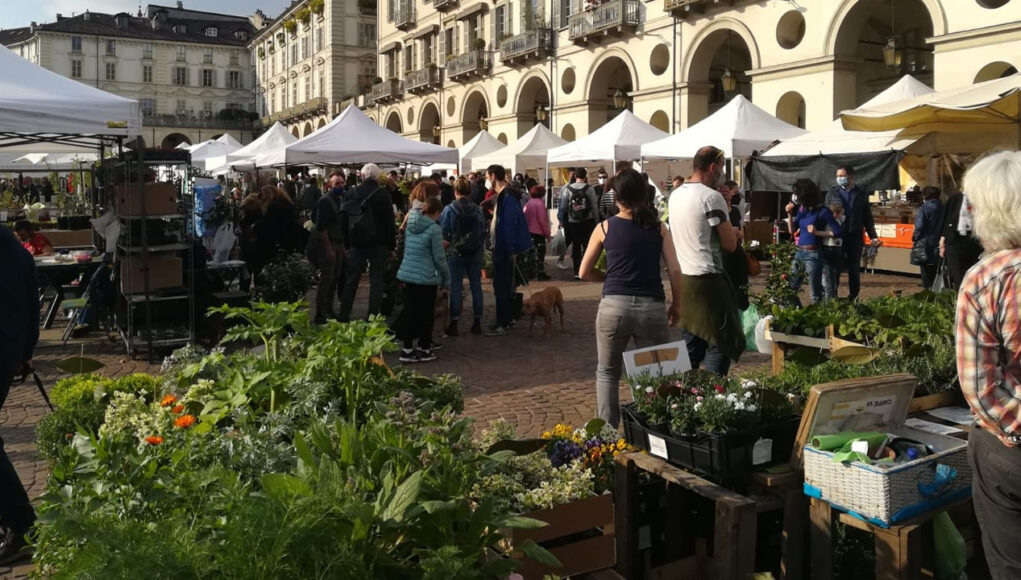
956, 150, 1021, 579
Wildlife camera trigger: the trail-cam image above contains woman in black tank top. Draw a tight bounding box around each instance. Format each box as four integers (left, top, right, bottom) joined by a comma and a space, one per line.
578, 169, 684, 428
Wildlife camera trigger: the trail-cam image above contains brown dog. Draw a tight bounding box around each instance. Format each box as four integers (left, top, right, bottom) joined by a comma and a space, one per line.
522, 287, 564, 338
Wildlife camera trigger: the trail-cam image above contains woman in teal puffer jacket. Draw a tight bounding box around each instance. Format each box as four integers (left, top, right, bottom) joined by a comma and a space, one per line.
397, 196, 450, 363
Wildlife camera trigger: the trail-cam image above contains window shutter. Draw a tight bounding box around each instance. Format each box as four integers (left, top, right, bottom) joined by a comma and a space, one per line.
439, 29, 446, 62
490, 11, 496, 49
507, 3, 513, 37
552, 0, 560, 30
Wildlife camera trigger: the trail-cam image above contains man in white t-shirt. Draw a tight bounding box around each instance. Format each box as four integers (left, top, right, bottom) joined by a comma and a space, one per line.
667, 146, 743, 375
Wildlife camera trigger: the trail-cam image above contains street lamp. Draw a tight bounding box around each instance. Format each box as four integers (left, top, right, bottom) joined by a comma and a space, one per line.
479, 115, 488, 130
612, 88, 627, 110
882, 37, 903, 70
721, 68, 738, 94
536, 103, 548, 122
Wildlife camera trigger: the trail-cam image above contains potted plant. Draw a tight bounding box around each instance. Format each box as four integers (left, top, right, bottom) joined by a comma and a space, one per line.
258, 46, 266, 59
296, 6, 312, 25
472, 37, 487, 51
276, 31, 286, 44
284, 19, 298, 36
310, 0, 325, 15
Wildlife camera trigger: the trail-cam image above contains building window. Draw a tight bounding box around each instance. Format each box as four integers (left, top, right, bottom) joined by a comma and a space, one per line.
270, 93, 276, 113
143, 43, 153, 59
71, 36, 82, 52
290, 43, 298, 65
174, 66, 188, 85
494, 5, 506, 45
205, 26, 218, 37
228, 70, 242, 89
315, 27, 323, 51
176, 46, 186, 61
141, 98, 155, 118
202, 69, 214, 87
387, 0, 395, 21
105, 39, 116, 56
71, 60, 82, 78
558, 0, 570, 27
143, 64, 153, 83
202, 101, 213, 118
176, 99, 187, 115
301, 37, 308, 60
203, 48, 213, 64
105, 62, 116, 81
282, 83, 287, 108
279, 50, 285, 70
229, 51, 239, 66
234, 30, 247, 41
319, 74, 325, 97
292, 82, 298, 106
304, 76, 310, 102
359, 23, 375, 48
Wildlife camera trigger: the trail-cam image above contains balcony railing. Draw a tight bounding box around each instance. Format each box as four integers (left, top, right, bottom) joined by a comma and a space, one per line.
665, 0, 748, 18
405, 65, 441, 93
568, 0, 641, 44
500, 29, 553, 65
446, 51, 491, 81
434, 0, 458, 11
256, 97, 329, 128
371, 78, 403, 102
144, 114, 253, 131
395, 0, 415, 29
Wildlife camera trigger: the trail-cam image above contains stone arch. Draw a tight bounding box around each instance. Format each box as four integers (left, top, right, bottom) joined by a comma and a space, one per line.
461, 89, 490, 143
514, 72, 552, 137
291, 126, 300, 138
161, 133, 191, 149
586, 54, 637, 132
682, 24, 756, 125
682, 18, 761, 83
776, 92, 806, 129
303, 122, 314, 137
317, 117, 327, 129
649, 110, 670, 132
385, 110, 403, 133
974, 61, 1018, 83
825, 0, 947, 56
419, 101, 441, 144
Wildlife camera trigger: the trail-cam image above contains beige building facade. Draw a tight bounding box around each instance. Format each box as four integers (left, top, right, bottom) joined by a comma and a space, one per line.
251, 0, 378, 139
371, 0, 1021, 154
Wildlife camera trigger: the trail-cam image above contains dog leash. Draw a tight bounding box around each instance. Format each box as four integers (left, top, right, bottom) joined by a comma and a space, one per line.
11, 371, 54, 412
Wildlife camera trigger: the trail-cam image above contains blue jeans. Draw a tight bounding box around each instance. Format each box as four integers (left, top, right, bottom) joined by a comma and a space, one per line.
821, 245, 844, 300
448, 250, 483, 322
681, 329, 731, 377
493, 251, 514, 328
596, 296, 672, 427
791, 248, 823, 304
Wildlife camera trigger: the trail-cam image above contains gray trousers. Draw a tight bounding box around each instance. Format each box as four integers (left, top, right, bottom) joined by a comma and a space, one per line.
596, 295, 671, 427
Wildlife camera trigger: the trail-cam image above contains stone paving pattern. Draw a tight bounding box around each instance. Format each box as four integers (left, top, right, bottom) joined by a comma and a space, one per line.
0, 261, 918, 578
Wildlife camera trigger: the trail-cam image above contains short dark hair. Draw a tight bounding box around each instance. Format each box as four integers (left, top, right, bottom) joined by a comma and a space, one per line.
693, 146, 725, 172
328, 170, 345, 180
723, 180, 739, 189
431, 172, 443, 182
422, 197, 443, 215
922, 186, 941, 200
837, 165, 855, 176
574, 167, 588, 180
792, 178, 820, 208
530, 185, 545, 199
13, 220, 33, 233
486, 164, 506, 182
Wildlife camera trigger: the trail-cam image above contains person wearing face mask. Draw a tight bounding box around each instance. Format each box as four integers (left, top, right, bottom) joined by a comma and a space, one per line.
557, 167, 601, 279
596, 170, 617, 220
825, 165, 880, 301
311, 171, 348, 323
668, 146, 743, 376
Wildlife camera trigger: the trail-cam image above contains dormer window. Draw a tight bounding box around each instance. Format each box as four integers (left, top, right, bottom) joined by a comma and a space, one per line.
234, 30, 248, 41
205, 26, 218, 37
173, 24, 187, 34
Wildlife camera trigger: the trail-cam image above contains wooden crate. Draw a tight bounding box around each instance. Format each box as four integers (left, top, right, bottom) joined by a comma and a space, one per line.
511, 493, 615, 579
764, 320, 832, 375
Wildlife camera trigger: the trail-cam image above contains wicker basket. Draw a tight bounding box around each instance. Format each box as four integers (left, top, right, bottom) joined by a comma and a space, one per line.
797, 375, 971, 527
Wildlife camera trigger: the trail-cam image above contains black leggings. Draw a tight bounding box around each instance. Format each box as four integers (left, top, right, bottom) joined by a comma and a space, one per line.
530, 234, 547, 275
402, 282, 438, 350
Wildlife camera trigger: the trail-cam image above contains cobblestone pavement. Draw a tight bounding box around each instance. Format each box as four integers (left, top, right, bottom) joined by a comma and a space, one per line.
0, 259, 919, 578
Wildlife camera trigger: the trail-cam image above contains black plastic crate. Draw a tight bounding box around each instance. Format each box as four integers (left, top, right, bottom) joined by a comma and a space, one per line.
621, 403, 800, 487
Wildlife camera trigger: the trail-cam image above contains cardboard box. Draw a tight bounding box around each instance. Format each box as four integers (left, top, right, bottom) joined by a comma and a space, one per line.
120, 255, 183, 294
115, 182, 178, 217
40, 229, 93, 247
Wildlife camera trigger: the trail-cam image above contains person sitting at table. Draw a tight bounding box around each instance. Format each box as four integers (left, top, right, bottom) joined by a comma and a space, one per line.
12, 220, 54, 256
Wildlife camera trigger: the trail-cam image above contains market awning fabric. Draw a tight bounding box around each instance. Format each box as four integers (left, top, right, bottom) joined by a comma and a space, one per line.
207, 122, 297, 173
285, 105, 457, 165
747, 151, 904, 193
547, 110, 668, 166
458, 130, 505, 172
642, 95, 805, 160
472, 123, 567, 172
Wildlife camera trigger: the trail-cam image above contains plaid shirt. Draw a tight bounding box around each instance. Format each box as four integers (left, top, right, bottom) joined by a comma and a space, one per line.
957, 249, 1021, 446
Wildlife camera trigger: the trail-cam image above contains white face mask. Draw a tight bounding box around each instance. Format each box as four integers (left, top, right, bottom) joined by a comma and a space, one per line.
598, 178, 606, 185
484, 179, 493, 190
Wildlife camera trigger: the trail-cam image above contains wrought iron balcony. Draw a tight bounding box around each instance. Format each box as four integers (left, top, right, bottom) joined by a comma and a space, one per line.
568, 0, 641, 44
405, 65, 441, 93
395, 0, 415, 30
144, 114, 253, 131
500, 29, 553, 65
371, 78, 403, 102
434, 0, 458, 11
665, 0, 748, 19
446, 51, 491, 81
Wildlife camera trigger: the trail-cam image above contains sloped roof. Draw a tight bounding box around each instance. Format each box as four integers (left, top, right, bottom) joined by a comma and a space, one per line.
15, 9, 256, 47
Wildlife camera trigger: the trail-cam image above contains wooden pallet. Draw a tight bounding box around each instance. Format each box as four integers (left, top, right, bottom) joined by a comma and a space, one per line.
764, 320, 832, 375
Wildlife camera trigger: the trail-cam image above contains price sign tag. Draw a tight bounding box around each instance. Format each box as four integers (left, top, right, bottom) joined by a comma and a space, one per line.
647, 434, 668, 459
752, 438, 773, 465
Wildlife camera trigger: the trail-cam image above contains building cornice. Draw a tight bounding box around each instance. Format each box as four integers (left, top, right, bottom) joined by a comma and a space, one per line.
926, 21, 1021, 48
744, 55, 862, 80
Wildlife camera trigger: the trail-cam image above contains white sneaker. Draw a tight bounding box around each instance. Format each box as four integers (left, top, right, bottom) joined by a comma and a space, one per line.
556, 261, 571, 270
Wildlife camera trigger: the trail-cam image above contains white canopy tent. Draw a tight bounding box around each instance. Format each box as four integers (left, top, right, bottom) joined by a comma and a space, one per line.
547, 110, 668, 167
764, 76, 934, 157
472, 123, 567, 174
207, 122, 297, 175
0, 151, 99, 171
285, 105, 458, 165
642, 95, 805, 161
458, 130, 505, 172
0, 44, 140, 152
188, 137, 244, 170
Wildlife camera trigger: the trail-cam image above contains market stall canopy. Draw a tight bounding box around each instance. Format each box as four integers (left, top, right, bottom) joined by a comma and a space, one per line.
458, 130, 505, 172
547, 110, 668, 166
0, 44, 140, 151
472, 123, 567, 173
215, 133, 243, 148
188, 139, 243, 169
642, 95, 804, 161
207, 122, 297, 174
764, 76, 934, 157
285, 105, 458, 165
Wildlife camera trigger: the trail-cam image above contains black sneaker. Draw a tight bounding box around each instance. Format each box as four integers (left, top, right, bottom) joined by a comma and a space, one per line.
0, 526, 32, 567
471, 320, 482, 335
431, 341, 444, 351
445, 321, 459, 337
485, 325, 510, 336
415, 348, 437, 362
399, 348, 418, 363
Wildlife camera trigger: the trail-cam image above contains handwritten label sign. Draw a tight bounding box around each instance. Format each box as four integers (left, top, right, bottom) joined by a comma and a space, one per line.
647, 434, 669, 460
752, 438, 773, 465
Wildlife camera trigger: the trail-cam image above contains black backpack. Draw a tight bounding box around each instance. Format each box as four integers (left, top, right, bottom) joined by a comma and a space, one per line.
451, 202, 483, 256
342, 188, 383, 247
569, 186, 593, 221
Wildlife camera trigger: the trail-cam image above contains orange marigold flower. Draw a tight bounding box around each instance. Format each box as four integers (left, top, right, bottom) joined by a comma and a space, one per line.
171, 405, 185, 414
145, 436, 163, 445
173, 414, 196, 428
160, 394, 178, 407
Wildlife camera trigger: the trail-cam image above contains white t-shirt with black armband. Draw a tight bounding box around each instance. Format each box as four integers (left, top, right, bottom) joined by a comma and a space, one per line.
667, 182, 728, 276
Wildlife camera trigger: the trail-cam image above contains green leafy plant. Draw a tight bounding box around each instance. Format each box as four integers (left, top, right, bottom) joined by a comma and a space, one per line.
751, 242, 802, 314
253, 252, 314, 303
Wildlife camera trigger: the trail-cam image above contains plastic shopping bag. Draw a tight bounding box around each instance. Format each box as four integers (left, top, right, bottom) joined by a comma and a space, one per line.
754, 315, 774, 355
932, 511, 966, 580
211, 223, 237, 263
741, 305, 760, 352
550, 229, 567, 258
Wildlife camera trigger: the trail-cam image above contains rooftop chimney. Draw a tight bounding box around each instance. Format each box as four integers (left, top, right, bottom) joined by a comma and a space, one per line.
176, 1, 183, 8
83, 10, 90, 21
56, 13, 62, 21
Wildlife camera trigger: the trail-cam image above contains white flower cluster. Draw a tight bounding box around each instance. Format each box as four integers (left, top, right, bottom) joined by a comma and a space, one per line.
517, 463, 595, 511
99, 391, 160, 441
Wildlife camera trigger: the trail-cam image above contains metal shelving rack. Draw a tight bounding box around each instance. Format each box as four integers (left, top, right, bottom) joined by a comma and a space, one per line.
104, 148, 195, 360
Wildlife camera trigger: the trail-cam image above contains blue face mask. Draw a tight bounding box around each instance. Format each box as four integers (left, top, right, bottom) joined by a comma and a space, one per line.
836, 176, 849, 188
331, 186, 345, 196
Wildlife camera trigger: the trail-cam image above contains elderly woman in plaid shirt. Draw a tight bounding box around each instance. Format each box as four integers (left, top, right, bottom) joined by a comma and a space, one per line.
956, 150, 1021, 579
